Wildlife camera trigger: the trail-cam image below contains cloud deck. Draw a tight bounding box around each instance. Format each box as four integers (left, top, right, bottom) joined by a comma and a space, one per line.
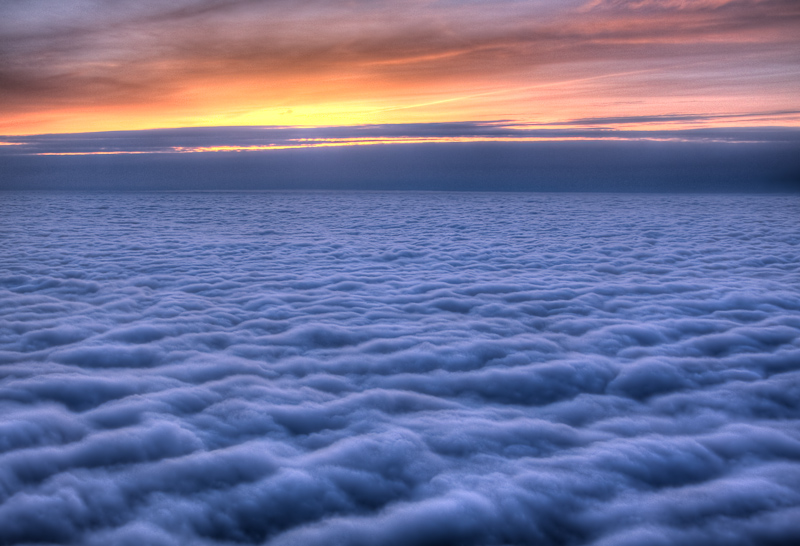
1, 192, 799, 545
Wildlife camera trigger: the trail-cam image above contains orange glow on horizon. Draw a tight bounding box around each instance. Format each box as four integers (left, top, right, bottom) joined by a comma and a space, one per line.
3, 79, 799, 138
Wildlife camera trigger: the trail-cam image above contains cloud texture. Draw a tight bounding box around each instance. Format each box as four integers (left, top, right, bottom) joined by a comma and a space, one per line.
1, 192, 800, 545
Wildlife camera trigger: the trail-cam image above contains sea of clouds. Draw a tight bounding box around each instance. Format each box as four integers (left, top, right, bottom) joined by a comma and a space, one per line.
1, 191, 799, 545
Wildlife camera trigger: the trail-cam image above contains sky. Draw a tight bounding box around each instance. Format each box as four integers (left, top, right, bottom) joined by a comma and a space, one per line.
0, 0, 799, 187
2, 0, 799, 135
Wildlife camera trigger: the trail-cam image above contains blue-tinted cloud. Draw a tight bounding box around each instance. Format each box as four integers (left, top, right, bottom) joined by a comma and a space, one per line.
1, 192, 799, 544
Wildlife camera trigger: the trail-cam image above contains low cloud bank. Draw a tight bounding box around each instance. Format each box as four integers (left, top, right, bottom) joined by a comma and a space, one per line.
2, 139, 799, 192
3, 124, 800, 156
1, 192, 799, 545
2, 124, 797, 192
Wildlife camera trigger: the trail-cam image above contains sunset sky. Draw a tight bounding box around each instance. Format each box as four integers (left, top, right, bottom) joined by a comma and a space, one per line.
1, 0, 798, 142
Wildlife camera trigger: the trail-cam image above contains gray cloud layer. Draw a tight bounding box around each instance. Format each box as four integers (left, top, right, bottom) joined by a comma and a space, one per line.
3, 122, 800, 155
1, 192, 799, 545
